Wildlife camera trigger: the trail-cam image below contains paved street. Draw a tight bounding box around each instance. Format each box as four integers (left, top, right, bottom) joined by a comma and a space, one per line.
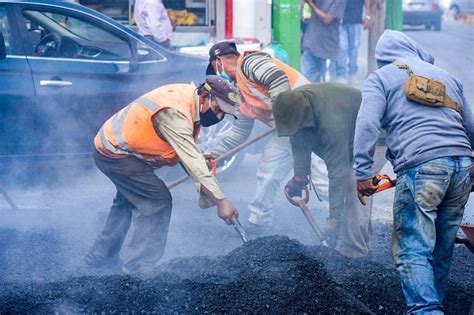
0, 16, 472, 294
404, 20, 474, 105
357, 20, 474, 106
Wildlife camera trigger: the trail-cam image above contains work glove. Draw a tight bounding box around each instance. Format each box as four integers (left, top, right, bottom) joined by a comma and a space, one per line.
285, 176, 309, 198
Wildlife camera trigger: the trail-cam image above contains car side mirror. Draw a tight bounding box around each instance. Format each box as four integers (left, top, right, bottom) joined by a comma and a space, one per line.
0, 33, 6, 61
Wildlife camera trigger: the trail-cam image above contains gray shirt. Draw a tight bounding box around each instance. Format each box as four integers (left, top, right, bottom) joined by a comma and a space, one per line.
302, 0, 347, 60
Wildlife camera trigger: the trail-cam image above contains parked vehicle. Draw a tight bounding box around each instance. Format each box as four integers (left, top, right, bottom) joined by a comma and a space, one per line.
0, 0, 214, 181
449, 0, 474, 19
402, 0, 443, 31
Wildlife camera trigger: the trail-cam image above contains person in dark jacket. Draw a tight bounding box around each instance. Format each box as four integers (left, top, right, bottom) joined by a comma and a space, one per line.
273, 82, 384, 254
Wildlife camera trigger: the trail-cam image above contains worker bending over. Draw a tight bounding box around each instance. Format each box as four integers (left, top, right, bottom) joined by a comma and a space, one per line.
273, 83, 384, 255
86, 76, 240, 276
206, 41, 329, 228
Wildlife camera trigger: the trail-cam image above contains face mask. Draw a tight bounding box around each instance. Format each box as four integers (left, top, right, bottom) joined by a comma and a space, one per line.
200, 97, 223, 127
216, 59, 233, 82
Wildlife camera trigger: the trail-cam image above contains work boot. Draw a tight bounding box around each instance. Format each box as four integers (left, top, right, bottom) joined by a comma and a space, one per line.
248, 212, 273, 228
84, 251, 122, 271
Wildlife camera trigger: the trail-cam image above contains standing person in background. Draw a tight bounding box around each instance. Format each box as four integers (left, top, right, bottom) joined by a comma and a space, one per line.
331, 0, 371, 85
301, 0, 347, 82
134, 0, 173, 49
354, 30, 473, 313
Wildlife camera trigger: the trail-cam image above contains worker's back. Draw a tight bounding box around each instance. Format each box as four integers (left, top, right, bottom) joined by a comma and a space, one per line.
298, 82, 361, 166
358, 30, 473, 173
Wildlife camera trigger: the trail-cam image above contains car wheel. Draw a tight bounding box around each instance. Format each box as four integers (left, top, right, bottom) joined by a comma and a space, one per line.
425, 24, 432, 30
450, 5, 460, 20
433, 20, 441, 31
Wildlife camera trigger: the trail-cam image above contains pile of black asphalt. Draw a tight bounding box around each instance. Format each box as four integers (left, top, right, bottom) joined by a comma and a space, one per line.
0, 226, 472, 314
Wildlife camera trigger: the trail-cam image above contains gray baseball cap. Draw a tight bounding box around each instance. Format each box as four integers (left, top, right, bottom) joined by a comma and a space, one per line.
199, 75, 240, 116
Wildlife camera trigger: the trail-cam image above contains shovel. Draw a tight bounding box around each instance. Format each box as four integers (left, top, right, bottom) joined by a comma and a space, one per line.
231, 217, 248, 243
285, 186, 328, 246
167, 128, 276, 189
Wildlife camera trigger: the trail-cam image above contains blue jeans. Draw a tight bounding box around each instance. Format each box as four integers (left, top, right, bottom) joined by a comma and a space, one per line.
301, 50, 327, 82
331, 24, 362, 80
392, 156, 472, 314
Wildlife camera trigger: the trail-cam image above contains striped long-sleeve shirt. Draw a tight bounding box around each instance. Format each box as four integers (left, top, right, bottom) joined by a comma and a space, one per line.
211, 52, 291, 156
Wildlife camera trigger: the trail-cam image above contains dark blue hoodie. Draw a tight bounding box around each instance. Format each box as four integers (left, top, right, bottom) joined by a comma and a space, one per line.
353, 30, 473, 180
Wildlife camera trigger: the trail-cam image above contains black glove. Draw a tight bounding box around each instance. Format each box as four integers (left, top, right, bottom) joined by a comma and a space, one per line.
285, 176, 309, 198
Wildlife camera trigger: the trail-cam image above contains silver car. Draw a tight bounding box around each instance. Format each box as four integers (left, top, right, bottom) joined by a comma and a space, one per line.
403, 0, 443, 31
449, 0, 474, 19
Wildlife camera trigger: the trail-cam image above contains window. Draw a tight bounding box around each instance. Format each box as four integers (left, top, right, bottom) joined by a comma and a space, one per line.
21, 9, 132, 60
0, 6, 12, 55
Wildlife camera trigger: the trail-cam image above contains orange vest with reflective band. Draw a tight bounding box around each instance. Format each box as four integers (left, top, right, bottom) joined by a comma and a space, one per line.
236, 51, 309, 122
94, 84, 199, 166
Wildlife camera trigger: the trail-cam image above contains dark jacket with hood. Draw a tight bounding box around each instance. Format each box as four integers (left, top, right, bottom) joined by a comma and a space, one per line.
273, 82, 361, 220
353, 30, 473, 180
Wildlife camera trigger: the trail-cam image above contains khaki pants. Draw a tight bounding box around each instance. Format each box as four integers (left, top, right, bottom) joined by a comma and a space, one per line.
336, 145, 387, 257
87, 149, 172, 275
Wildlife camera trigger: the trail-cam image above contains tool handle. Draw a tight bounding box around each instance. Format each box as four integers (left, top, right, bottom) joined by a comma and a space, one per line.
455, 237, 474, 253
299, 205, 326, 243
211, 159, 217, 176
284, 186, 310, 207
285, 187, 328, 247
167, 127, 276, 189
374, 175, 397, 193
231, 217, 248, 243
0, 187, 18, 210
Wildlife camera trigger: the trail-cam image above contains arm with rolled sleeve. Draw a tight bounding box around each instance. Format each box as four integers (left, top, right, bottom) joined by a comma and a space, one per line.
211, 53, 290, 156
353, 73, 387, 180
242, 53, 291, 102
154, 109, 225, 208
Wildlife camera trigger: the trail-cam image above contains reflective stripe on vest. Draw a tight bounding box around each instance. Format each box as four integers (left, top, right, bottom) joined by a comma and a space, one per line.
97, 97, 161, 159
236, 52, 309, 122
95, 84, 197, 165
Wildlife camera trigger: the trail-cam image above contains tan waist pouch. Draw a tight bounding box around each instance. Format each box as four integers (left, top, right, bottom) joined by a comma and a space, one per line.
393, 61, 462, 114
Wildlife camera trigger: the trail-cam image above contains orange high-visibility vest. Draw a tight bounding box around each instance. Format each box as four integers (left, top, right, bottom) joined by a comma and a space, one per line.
94, 84, 199, 166
236, 51, 309, 122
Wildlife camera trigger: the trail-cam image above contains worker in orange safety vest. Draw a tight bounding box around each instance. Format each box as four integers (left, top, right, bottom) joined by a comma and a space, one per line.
85, 75, 241, 276
205, 41, 330, 233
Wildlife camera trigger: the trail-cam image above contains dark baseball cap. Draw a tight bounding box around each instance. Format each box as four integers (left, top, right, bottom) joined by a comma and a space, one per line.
199, 75, 240, 116
206, 41, 240, 75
